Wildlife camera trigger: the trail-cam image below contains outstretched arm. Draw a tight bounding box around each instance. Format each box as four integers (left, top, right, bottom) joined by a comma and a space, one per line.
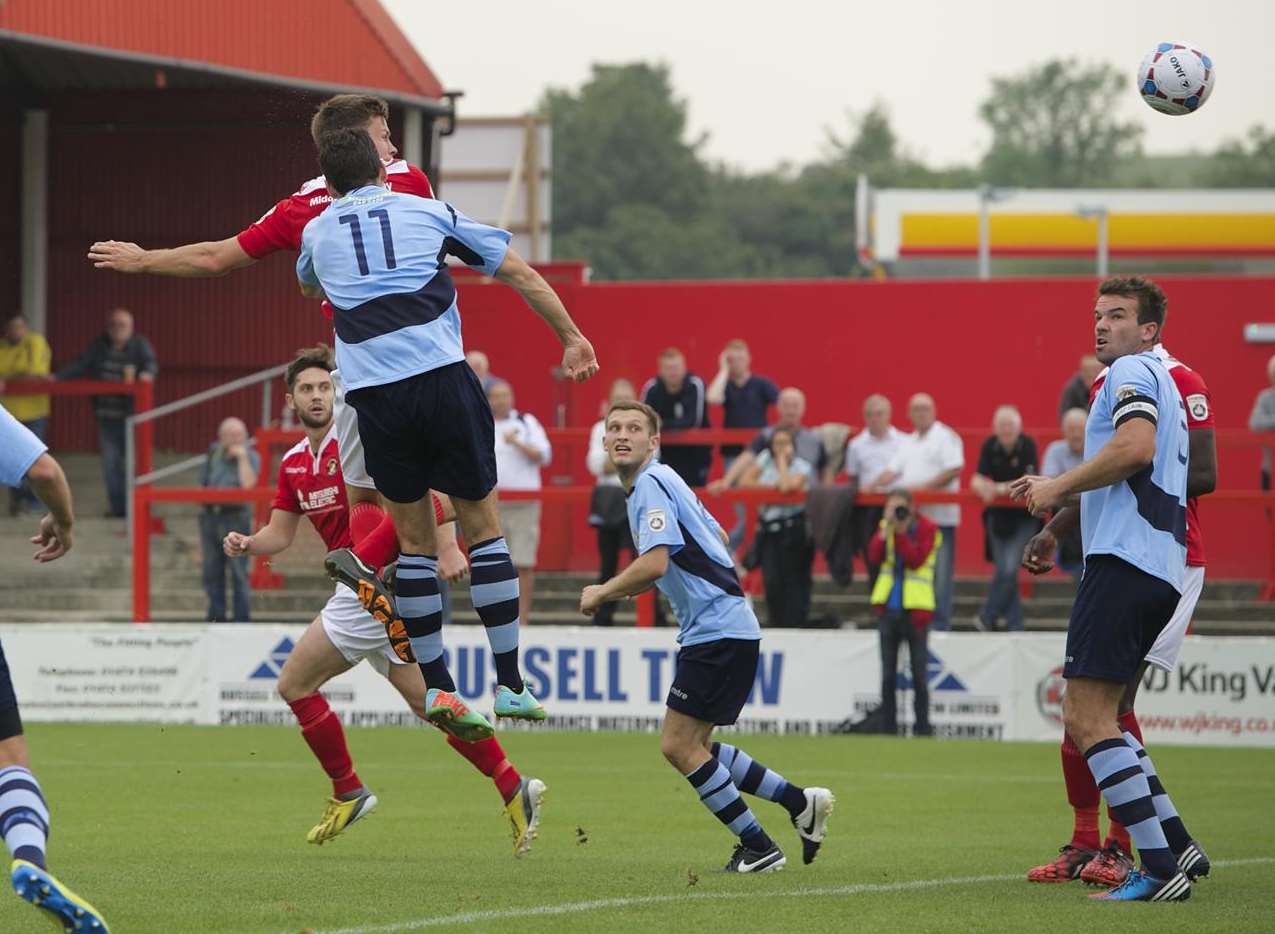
580, 546, 669, 615
89, 236, 256, 278
224, 509, 302, 558
494, 249, 598, 382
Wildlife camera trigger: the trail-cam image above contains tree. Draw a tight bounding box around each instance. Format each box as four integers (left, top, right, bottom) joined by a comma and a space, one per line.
1203, 125, 1275, 187
978, 61, 1143, 187
542, 63, 709, 234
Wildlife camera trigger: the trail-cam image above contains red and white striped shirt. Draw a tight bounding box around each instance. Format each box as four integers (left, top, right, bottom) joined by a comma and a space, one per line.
236, 160, 435, 258
271, 426, 351, 551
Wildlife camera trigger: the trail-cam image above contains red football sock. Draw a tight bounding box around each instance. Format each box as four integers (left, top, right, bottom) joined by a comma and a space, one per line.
349, 503, 400, 570
1104, 710, 1144, 853
446, 734, 523, 804
1061, 731, 1101, 851
288, 693, 362, 797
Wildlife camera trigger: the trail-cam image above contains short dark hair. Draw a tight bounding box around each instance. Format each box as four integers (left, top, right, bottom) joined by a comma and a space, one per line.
317, 129, 381, 197
311, 94, 390, 146
606, 400, 661, 435
886, 488, 914, 506
286, 344, 334, 391
1098, 276, 1168, 338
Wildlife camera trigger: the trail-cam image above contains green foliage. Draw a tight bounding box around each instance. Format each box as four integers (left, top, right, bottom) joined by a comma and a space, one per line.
543, 60, 1270, 279
1203, 125, 1275, 187
978, 61, 1143, 187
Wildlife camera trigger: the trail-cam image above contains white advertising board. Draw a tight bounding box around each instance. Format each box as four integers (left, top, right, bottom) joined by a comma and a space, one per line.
2, 625, 1272, 747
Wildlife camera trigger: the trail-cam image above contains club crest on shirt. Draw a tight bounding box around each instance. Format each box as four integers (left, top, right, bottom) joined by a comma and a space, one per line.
326, 458, 339, 476
1115, 383, 1138, 402
1186, 393, 1209, 421
647, 509, 666, 532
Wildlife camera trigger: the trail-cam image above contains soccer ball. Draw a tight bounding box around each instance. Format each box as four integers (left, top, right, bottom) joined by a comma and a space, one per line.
1137, 42, 1215, 116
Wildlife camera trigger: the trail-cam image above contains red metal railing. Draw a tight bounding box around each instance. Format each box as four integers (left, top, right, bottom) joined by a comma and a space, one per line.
2, 379, 155, 478
128, 423, 1275, 621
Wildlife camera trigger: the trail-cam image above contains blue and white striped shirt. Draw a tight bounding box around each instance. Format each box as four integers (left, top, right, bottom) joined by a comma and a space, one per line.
296, 185, 511, 391
627, 461, 761, 646
1082, 351, 1189, 591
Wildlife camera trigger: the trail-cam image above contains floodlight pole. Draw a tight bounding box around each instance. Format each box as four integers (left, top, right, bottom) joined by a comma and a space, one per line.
977, 185, 992, 280
1076, 206, 1110, 278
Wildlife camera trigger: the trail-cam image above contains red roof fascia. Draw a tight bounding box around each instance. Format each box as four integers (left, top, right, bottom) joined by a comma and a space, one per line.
0, 0, 443, 100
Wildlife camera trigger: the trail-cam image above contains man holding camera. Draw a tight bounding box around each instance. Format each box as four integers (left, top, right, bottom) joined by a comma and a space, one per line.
866, 489, 941, 737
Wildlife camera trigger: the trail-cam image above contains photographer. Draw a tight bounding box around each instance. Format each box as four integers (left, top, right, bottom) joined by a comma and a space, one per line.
866, 489, 940, 736
740, 427, 815, 627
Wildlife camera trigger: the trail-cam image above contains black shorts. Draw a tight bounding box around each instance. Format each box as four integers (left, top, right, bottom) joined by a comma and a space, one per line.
667, 638, 761, 726
0, 639, 22, 741
346, 362, 497, 504
1064, 554, 1180, 683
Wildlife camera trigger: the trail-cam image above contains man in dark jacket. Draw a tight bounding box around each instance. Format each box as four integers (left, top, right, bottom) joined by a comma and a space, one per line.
640, 347, 711, 487
56, 308, 157, 517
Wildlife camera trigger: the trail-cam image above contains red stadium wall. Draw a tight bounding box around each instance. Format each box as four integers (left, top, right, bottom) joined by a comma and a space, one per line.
455, 275, 1275, 580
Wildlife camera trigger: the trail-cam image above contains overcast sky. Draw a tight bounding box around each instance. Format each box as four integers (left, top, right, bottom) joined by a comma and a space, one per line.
382, 0, 1274, 173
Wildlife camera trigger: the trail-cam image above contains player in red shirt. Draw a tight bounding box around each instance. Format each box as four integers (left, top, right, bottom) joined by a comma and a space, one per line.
222, 347, 545, 854
1021, 340, 1217, 887
87, 94, 424, 585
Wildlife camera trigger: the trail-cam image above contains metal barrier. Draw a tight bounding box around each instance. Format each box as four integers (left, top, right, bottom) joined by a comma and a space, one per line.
126, 420, 1275, 619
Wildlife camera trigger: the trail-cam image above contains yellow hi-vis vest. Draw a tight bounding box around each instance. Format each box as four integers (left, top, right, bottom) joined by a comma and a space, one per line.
870, 521, 942, 612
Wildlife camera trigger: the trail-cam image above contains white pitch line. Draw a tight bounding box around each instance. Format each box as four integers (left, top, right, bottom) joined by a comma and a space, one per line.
310, 857, 1275, 934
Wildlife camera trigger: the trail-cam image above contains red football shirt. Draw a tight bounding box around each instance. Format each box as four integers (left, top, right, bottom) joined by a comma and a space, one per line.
236, 160, 435, 258
271, 426, 351, 551
1091, 344, 1213, 566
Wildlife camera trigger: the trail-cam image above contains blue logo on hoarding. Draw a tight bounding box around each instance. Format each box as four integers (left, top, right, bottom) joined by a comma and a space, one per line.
248, 638, 295, 679
895, 650, 966, 692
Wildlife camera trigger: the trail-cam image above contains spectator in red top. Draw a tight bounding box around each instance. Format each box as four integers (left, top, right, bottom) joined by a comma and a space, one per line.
866, 489, 939, 737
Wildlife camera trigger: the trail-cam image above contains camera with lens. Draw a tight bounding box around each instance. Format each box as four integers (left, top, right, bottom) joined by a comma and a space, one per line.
893, 505, 911, 522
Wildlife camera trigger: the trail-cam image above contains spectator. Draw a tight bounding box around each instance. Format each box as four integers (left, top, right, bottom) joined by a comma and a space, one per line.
465, 349, 500, 393
970, 406, 1041, 631
740, 427, 815, 627
200, 417, 259, 622
875, 393, 963, 630
867, 489, 939, 737
56, 308, 157, 518
0, 313, 52, 514
710, 387, 831, 496
707, 339, 778, 547
1042, 407, 1088, 578
587, 378, 637, 626
844, 394, 904, 589
1057, 354, 1103, 418
640, 347, 711, 488
490, 380, 551, 624
1249, 353, 1275, 490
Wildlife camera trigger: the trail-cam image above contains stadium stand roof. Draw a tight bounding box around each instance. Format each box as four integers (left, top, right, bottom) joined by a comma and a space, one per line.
0, 0, 448, 110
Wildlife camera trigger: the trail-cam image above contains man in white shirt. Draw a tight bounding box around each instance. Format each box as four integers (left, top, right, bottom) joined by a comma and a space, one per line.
844, 394, 904, 589
490, 381, 552, 623
875, 393, 964, 629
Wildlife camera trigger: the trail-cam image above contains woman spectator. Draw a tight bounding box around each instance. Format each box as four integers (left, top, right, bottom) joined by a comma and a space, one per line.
740, 427, 815, 627
971, 405, 1041, 631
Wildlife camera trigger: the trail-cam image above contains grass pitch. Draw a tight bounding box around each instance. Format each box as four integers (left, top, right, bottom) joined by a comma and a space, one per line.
0, 724, 1272, 933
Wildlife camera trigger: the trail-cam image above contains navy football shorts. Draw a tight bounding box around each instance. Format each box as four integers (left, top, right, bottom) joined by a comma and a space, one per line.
0, 638, 23, 741
667, 638, 761, 726
1064, 554, 1180, 683
347, 361, 498, 504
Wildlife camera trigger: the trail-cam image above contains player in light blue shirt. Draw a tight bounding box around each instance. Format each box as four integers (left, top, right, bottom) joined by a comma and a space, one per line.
0, 408, 110, 931
1014, 277, 1200, 901
580, 400, 833, 874
296, 128, 600, 727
